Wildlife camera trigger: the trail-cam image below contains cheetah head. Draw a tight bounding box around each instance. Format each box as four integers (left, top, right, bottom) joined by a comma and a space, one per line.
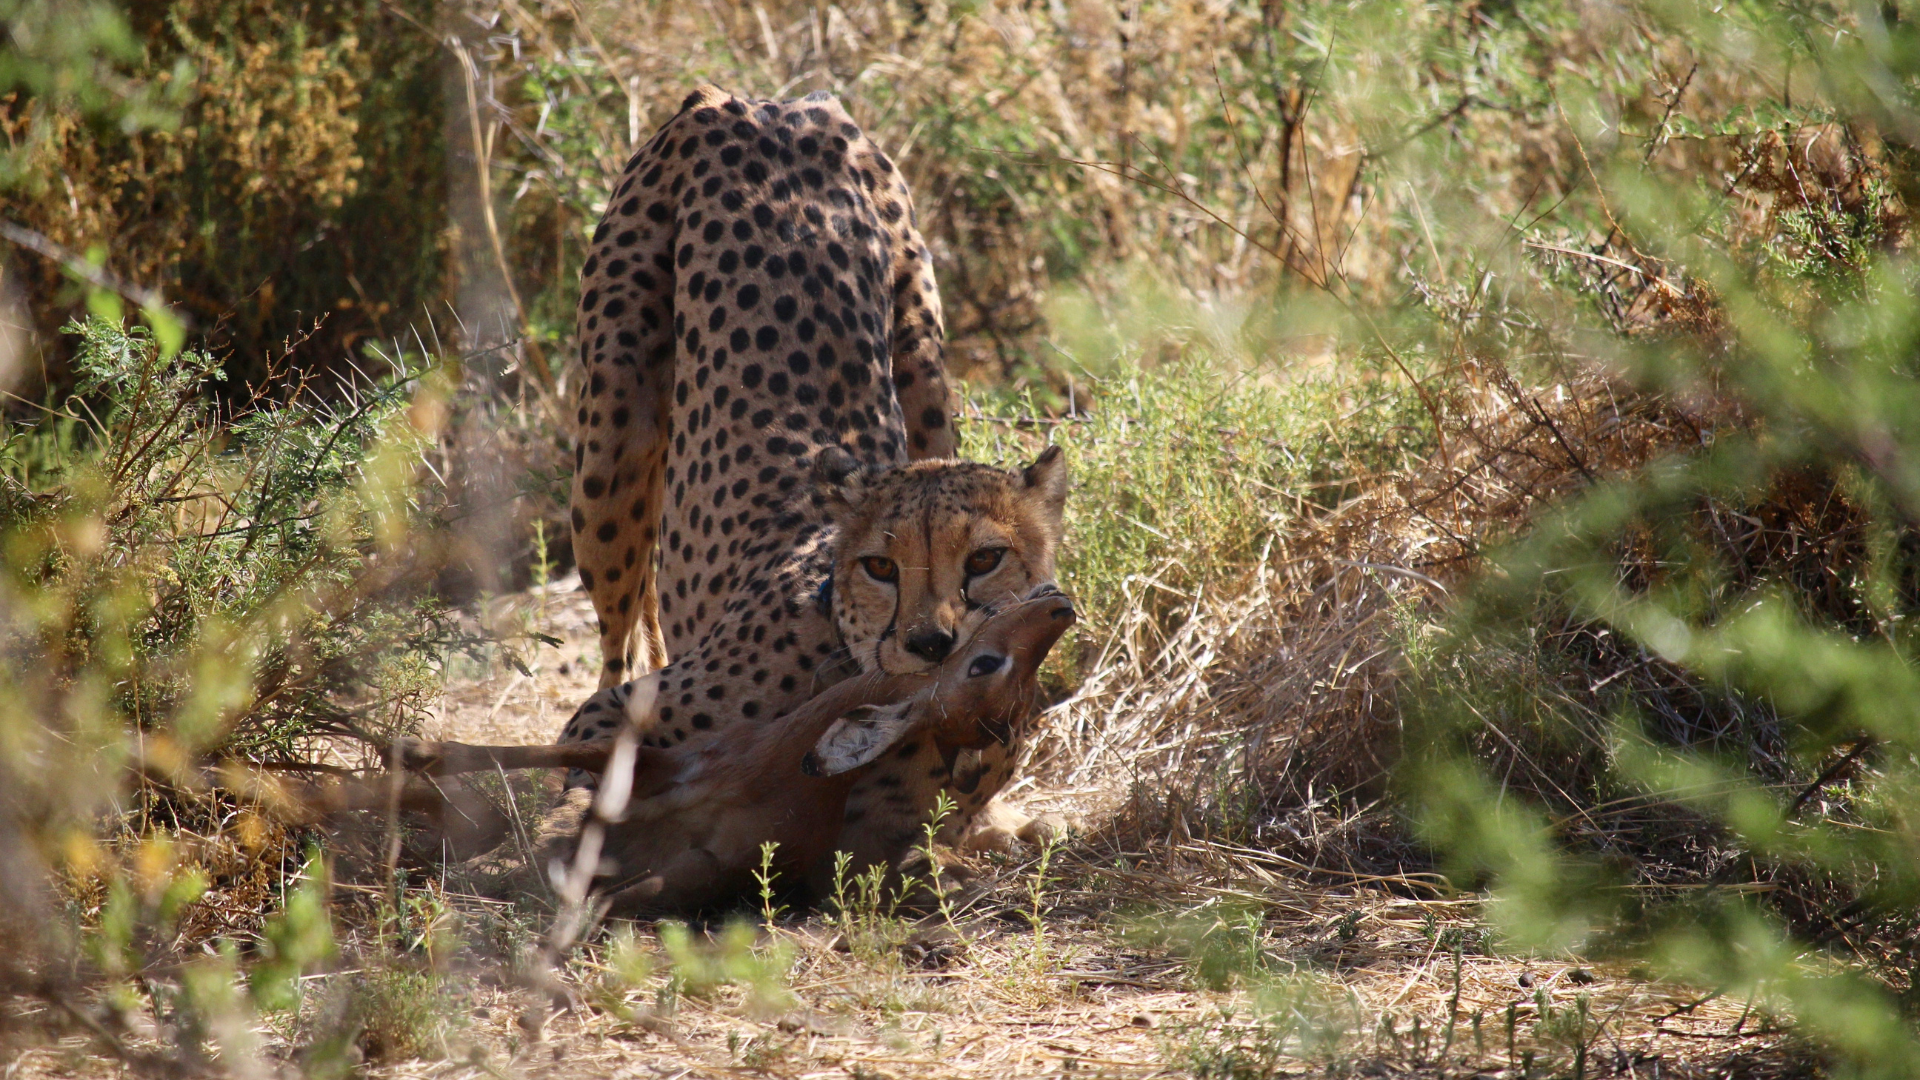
815, 445, 1069, 676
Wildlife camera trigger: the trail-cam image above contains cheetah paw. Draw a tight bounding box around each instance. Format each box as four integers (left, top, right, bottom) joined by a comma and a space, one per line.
960, 798, 1072, 854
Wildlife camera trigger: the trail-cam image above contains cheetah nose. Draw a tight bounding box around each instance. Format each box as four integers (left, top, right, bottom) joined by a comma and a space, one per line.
904, 627, 955, 662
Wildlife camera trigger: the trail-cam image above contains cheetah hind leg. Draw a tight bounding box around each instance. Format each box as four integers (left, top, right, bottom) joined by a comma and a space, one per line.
632, 541, 670, 672
571, 93, 678, 688
577, 442, 671, 689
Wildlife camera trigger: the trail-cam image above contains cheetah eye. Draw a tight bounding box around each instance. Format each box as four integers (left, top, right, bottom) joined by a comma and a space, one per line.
859, 555, 898, 583
964, 547, 1007, 576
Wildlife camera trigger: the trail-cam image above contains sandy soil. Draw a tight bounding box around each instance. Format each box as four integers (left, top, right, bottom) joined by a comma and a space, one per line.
392, 577, 1801, 1080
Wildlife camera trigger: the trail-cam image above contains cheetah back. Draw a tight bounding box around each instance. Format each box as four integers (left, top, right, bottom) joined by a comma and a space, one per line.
570, 85, 956, 688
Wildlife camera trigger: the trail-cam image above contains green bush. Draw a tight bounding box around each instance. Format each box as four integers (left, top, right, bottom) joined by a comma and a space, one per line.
1402, 5, 1920, 1076
0, 312, 507, 1071
2, 316, 480, 764
1, 0, 445, 388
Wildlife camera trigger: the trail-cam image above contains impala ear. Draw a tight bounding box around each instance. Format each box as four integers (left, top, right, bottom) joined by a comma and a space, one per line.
812, 445, 874, 516
801, 702, 917, 777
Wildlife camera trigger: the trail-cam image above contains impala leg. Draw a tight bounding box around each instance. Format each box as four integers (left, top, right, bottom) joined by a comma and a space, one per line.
393, 739, 613, 776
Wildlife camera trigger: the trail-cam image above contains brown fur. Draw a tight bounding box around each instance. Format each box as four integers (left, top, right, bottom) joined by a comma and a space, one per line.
594, 588, 1075, 912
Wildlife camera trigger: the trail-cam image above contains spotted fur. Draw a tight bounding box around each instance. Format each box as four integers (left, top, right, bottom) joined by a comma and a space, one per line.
570, 85, 955, 686
557, 85, 1066, 880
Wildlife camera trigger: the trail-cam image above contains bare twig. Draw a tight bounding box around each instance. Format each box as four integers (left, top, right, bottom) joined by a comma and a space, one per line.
0, 219, 192, 328
1789, 737, 1876, 816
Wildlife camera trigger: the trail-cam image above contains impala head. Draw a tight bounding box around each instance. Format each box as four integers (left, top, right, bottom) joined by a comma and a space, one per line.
803, 584, 1076, 777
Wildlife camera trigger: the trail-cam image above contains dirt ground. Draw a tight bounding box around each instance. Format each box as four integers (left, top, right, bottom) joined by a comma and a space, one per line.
390, 577, 1805, 1080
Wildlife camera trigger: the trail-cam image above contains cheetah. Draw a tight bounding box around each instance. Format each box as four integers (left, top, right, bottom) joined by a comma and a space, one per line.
572, 85, 956, 686
559, 85, 1068, 888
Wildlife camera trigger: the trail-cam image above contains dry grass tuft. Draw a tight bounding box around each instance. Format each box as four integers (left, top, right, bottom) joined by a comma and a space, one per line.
1019, 353, 1709, 884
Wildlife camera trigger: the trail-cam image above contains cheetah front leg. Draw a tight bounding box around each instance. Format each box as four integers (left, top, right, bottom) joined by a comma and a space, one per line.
828, 733, 1051, 889
942, 742, 1066, 853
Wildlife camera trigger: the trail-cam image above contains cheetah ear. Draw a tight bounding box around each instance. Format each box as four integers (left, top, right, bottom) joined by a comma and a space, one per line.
681, 85, 730, 113
813, 445, 874, 514
1020, 444, 1069, 519
802, 702, 918, 777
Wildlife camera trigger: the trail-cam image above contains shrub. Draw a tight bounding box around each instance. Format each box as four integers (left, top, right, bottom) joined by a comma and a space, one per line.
0, 315, 496, 1040
1400, 6, 1920, 1076
0, 0, 445, 389
2, 316, 481, 765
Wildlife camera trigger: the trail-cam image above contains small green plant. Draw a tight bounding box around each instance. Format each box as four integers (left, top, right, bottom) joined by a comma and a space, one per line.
587, 924, 659, 1025
657, 919, 794, 1017
1333, 909, 1362, 943
344, 964, 461, 1063
1165, 978, 1356, 1079
1017, 833, 1067, 980
248, 852, 337, 1014
826, 849, 923, 967
729, 1030, 795, 1069
917, 791, 961, 929
390, 882, 462, 966
1131, 900, 1273, 992
755, 840, 785, 925
828, 850, 856, 938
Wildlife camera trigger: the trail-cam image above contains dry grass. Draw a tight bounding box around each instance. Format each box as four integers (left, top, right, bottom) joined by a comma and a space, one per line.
1007, 348, 1710, 874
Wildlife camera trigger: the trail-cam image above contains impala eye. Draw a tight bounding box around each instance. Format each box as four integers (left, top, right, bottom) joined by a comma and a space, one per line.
860, 555, 898, 583
967, 654, 1006, 677
964, 546, 1007, 576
